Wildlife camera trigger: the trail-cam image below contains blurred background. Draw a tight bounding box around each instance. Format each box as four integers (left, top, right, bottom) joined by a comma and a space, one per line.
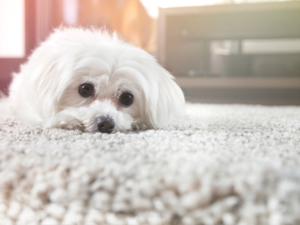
1, 0, 300, 104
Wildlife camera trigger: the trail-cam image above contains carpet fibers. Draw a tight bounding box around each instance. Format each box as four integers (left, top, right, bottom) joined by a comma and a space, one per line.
1, 104, 300, 225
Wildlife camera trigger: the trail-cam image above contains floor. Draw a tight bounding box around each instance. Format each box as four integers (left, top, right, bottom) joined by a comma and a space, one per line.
184, 88, 300, 105
1, 104, 300, 224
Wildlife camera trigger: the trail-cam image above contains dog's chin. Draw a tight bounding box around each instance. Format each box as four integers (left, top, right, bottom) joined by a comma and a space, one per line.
44, 108, 135, 133
45, 99, 136, 134
83, 113, 135, 134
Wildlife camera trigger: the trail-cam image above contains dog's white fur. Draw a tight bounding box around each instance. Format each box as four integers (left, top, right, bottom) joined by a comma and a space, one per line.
4, 28, 185, 133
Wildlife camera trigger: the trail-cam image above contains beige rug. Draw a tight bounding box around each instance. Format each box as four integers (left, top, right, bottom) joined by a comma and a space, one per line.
1, 104, 300, 225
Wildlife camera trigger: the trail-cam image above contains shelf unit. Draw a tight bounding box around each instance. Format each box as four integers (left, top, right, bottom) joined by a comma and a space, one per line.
176, 77, 300, 89
158, 2, 300, 91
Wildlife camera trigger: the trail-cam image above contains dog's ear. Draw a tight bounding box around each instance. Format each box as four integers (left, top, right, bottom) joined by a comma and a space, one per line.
145, 66, 185, 128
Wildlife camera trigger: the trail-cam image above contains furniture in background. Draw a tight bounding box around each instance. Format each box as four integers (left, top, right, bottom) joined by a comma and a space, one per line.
158, 1, 300, 104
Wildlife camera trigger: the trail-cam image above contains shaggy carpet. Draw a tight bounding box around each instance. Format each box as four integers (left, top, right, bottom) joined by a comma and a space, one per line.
0, 104, 300, 225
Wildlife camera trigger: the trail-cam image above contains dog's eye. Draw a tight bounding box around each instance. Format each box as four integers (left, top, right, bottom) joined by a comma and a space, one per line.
119, 92, 134, 107
78, 83, 94, 97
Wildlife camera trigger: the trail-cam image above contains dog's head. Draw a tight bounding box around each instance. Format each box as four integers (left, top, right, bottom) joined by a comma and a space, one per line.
16, 28, 185, 133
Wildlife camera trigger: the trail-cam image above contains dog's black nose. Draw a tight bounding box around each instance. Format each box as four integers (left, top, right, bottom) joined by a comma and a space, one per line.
96, 117, 115, 134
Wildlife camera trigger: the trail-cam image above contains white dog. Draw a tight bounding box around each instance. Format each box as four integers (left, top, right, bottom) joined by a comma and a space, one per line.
4, 28, 185, 133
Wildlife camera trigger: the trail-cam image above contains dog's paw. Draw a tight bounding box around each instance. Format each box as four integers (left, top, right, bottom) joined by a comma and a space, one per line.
44, 115, 84, 131
56, 119, 83, 130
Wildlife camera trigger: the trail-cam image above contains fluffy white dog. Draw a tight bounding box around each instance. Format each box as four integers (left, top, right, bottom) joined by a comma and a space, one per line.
5, 28, 185, 133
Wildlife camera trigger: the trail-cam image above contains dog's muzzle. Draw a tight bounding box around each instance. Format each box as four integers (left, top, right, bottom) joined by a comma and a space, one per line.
95, 116, 115, 134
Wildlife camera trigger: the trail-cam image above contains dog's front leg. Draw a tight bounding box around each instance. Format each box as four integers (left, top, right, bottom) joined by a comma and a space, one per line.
44, 109, 84, 130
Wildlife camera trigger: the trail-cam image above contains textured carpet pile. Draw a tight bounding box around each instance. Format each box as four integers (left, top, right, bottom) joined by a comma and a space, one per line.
1, 104, 300, 225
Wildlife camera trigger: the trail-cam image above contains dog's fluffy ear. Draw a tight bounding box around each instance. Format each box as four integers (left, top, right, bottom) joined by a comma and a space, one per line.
8, 38, 70, 122
145, 66, 185, 128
